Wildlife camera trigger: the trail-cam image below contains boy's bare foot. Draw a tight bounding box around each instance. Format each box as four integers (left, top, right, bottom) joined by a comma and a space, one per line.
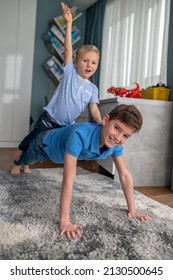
11, 164, 21, 176
23, 165, 32, 174
13, 148, 23, 162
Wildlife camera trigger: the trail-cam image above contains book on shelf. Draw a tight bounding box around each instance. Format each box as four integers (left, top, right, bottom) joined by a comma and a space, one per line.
71, 26, 81, 45
50, 25, 65, 45
44, 56, 63, 82
43, 31, 64, 62
49, 25, 81, 47
54, 6, 82, 33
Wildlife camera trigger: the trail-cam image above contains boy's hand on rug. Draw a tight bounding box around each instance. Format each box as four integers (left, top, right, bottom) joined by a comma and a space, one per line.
128, 211, 152, 221
59, 222, 83, 239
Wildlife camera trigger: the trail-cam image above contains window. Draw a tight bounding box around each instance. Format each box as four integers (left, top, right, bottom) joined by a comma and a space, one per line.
99, 0, 170, 99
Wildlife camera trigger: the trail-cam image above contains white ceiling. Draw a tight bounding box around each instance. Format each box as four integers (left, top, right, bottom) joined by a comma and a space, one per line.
71, 0, 98, 11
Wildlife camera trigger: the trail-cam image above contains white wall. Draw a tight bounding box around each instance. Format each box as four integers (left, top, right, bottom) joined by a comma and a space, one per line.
0, 0, 36, 147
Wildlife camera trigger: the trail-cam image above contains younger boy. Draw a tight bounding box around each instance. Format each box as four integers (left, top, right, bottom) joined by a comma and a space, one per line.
11, 2, 102, 176
13, 104, 152, 239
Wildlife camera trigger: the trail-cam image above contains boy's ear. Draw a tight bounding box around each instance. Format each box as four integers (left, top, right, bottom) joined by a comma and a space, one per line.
102, 114, 110, 125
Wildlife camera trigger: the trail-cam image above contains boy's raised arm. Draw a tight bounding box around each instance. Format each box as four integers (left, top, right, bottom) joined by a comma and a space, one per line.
61, 2, 73, 65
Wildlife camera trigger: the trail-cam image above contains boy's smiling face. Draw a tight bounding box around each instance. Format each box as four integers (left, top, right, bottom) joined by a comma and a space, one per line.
100, 114, 136, 149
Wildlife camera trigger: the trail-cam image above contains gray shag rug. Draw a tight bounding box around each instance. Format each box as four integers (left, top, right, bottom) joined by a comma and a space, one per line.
0, 167, 173, 260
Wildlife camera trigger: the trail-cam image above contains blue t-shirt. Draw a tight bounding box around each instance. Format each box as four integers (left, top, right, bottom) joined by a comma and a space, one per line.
44, 61, 99, 125
43, 123, 123, 163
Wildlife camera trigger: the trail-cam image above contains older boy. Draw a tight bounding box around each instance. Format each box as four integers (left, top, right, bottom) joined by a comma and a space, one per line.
12, 104, 151, 239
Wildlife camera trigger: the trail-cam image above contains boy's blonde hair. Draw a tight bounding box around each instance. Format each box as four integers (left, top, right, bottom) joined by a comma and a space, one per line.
75, 45, 100, 61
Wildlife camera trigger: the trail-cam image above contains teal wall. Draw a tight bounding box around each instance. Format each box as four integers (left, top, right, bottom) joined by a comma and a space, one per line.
31, 0, 86, 123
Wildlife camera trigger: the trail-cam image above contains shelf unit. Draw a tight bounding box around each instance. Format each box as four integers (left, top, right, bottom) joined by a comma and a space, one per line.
42, 6, 82, 87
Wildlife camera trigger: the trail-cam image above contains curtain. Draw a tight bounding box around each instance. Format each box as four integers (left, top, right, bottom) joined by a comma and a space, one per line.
99, 0, 170, 99
167, 1, 173, 191
84, 0, 106, 88
167, 0, 173, 101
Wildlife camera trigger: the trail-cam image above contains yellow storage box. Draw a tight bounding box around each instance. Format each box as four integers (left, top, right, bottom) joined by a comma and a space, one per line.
140, 87, 170, 101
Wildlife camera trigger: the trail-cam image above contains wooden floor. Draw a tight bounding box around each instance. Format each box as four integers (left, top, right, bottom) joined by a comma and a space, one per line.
1, 148, 173, 208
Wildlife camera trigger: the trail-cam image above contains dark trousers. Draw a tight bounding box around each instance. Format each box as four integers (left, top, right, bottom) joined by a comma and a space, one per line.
18, 111, 62, 152
15, 132, 49, 166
